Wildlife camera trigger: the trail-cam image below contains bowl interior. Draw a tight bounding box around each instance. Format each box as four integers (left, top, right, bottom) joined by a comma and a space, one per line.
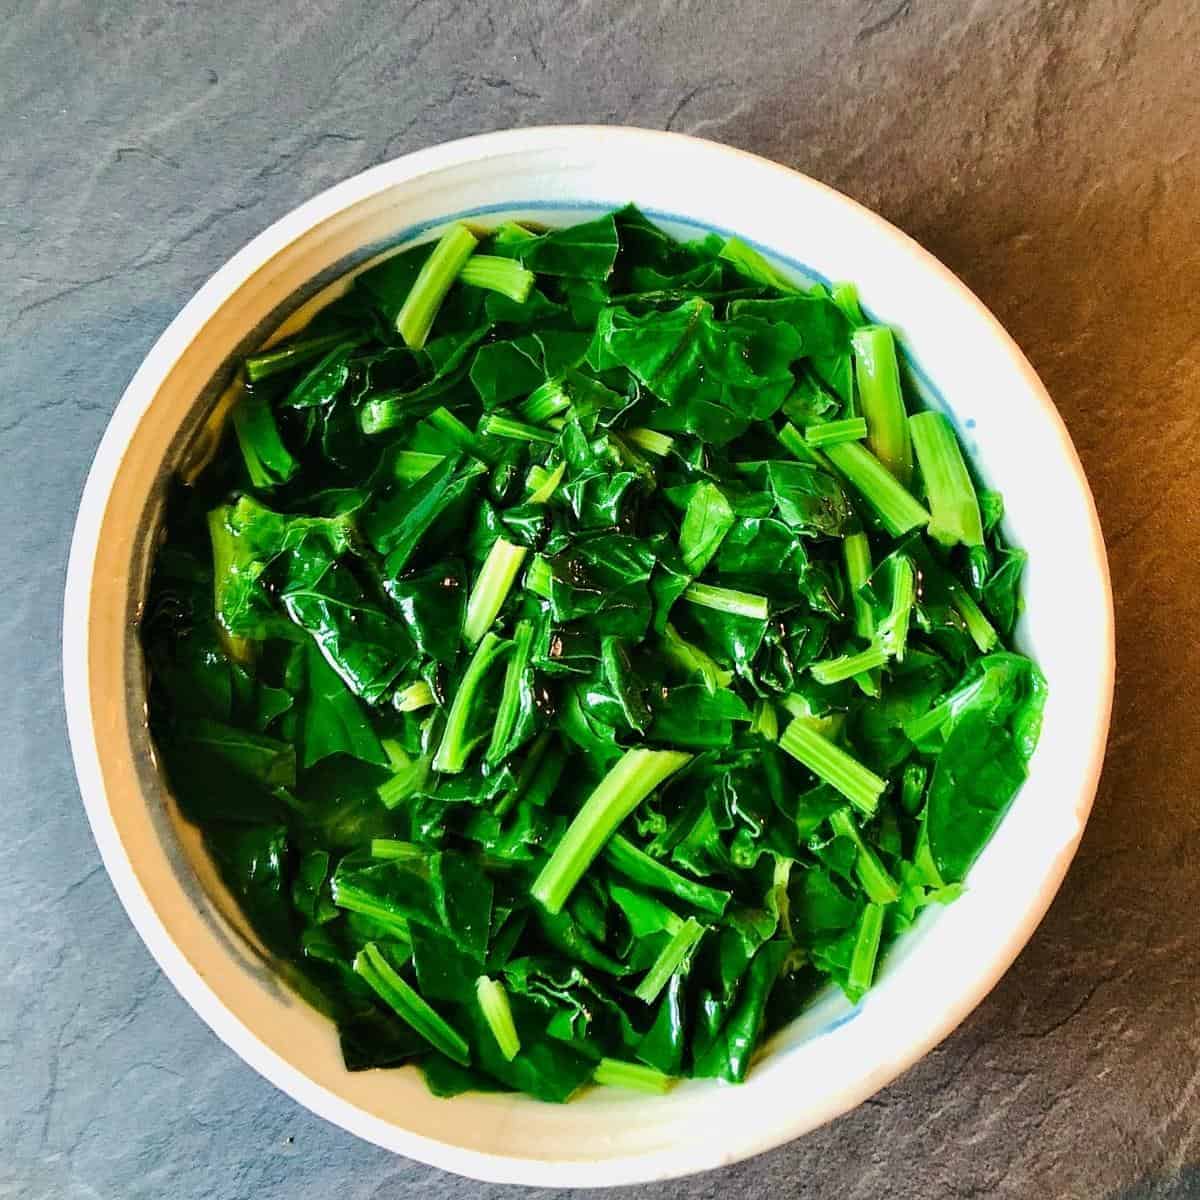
65, 128, 1112, 1187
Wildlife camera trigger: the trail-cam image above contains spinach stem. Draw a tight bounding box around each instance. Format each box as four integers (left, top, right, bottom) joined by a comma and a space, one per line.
909, 410, 984, 547
532, 748, 691, 914
481, 413, 558, 445
852, 326, 913, 484
475, 975, 521, 1060
634, 917, 705, 1004
520, 379, 571, 424
370, 839, 423, 861
605, 834, 730, 916
682, 581, 769, 621
823, 441, 930, 535
432, 632, 510, 773
779, 718, 885, 814
847, 903, 885, 998
876, 555, 916, 661
810, 643, 889, 685
624, 427, 675, 457
459, 254, 535, 303
527, 461, 565, 503
592, 1057, 676, 1094
843, 531, 875, 641
486, 618, 534, 764
244, 331, 347, 382
805, 417, 868, 447
396, 223, 479, 349
392, 680, 435, 712
829, 809, 900, 903
463, 540, 528, 647
354, 943, 471, 1064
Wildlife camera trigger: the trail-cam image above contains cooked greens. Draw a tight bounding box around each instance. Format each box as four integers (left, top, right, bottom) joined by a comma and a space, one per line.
143, 206, 1045, 1100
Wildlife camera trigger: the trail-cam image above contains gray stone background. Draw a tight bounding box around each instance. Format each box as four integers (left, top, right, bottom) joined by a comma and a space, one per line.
3, 1, 1198, 1196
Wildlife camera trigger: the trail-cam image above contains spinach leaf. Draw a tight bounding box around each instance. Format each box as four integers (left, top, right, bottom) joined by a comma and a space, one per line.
293, 642, 387, 769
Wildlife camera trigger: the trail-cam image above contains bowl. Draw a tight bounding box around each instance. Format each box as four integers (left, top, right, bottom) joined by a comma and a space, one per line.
63, 125, 1114, 1186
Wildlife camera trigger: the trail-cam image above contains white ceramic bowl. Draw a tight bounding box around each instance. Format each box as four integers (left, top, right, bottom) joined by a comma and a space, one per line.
63, 126, 1113, 1187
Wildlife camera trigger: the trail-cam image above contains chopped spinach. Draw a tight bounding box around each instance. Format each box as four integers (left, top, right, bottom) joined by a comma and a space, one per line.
143, 207, 1044, 1101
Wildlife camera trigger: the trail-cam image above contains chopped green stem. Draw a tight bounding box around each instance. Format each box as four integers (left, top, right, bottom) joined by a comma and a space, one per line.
459, 254, 535, 303
811, 644, 889, 685
331, 886, 412, 939
380, 738, 410, 771
231, 390, 298, 489
847, 903, 886, 998
524, 554, 553, 599
525, 463, 554, 494
749, 698, 779, 742
900, 762, 928, 815
491, 220, 537, 249
843, 531, 875, 641
634, 917, 705, 1004
480, 413, 558, 445
777, 420, 831, 467
909, 411, 984, 547
395, 223, 479, 349
463, 539, 527, 646
520, 379, 571, 424
852, 326, 913, 485
592, 1057, 676, 1094
354, 943, 470, 1065
604, 834, 730, 917
427, 405, 477, 452
527, 460, 565, 504
832, 281, 867, 326
244, 331, 348, 382
476, 975, 521, 1060
780, 694, 844, 739
829, 809, 900, 903
487, 618, 534, 764
610, 435, 653, 479
624, 427, 675, 457
393, 450, 445, 481
951, 585, 998, 653
393, 680, 435, 712
683, 582, 768, 621
360, 395, 404, 436
805, 418, 868, 447
824, 442, 930, 535
432, 632, 510, 774
377, 754, 431, 809
370, 838, 423, 861
779, 718, 885, 815
876, 555, 916, 661
532, 748, 692, 914
206, 506, 253, 665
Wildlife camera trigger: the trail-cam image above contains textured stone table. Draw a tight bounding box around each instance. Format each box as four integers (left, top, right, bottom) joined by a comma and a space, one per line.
4, 2, 1198, 1196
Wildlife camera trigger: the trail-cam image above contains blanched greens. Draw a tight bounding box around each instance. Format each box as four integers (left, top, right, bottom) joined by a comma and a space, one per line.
143, 206, 1044, 1100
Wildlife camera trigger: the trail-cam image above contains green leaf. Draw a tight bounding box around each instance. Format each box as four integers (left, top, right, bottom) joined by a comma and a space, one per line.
294, 642, 387, 768
517, 214, 620, 279
679, 482, 734, 574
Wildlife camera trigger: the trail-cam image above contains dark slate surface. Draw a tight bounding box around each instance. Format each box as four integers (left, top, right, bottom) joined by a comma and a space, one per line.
3, 2, 1199, 1197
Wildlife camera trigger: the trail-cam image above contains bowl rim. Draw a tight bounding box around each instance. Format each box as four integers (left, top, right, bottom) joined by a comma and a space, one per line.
62, 124, 1115, 1186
